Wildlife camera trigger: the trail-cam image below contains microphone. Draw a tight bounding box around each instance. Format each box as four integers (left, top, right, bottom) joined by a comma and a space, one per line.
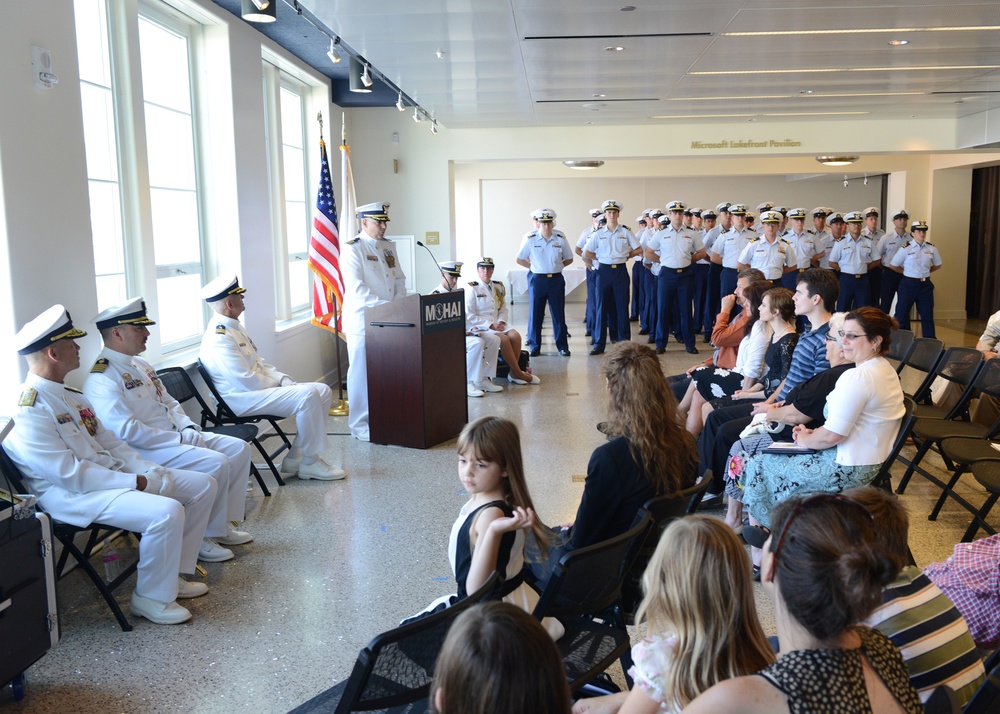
416, 240, 449, 292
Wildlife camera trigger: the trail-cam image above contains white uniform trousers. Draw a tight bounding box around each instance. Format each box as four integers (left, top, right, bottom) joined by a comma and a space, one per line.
467, 333, 500, 383
95, 468, 216, 603
136, 432, 252, 538
346, 332, 369, 439
225, 383, 333, 460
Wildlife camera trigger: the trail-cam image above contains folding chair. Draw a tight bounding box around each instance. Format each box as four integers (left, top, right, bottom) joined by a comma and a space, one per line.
196, 361, 292, 482
156, 366, 280, 496
532, 513, 652, 695
0, 448, 138, 632
898, 337, 945, 404
870, 396, 916, 492
909, 347, 983, 421
886, 328, 915, 374
964, 646, 1000, 714
286, 572, 501, 714
897, 359, 1000, 496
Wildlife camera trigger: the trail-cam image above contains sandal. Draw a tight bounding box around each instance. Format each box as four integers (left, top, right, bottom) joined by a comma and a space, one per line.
751, 564, 761, 582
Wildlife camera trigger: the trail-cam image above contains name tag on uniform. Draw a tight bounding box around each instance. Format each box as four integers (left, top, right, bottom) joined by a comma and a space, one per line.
366, 255, 378, 261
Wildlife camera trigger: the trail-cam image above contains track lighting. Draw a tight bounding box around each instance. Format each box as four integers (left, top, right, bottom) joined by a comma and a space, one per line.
396, 92, 406, 112
361, 64, 373, 88
326, 38, 342, 65
348, 57, 372, 93
413, 107, 422, 123
241, 0, 275, 22
430, 121, 439, 135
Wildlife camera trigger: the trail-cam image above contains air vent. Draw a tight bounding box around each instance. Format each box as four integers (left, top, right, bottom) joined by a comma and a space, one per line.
523, 32, 711, 40
535, 98, 660, 104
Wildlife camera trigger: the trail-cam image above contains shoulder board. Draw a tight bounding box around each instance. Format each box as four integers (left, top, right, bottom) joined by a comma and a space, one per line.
780, 238, 791, 245
469, 281, 479, 286
925, 241, 934, 246
215, 324, 227, 334
65, 386, 83, 394
90, 357, 109, 374
18, 388, 37, 407
346, 237, 360, 245
807, 229, 815, 234
902, 241, 914, 248
835, 236, 844, 242
554, 230, 566, 237
748, 237, 760, 243
491, 280, 503, 286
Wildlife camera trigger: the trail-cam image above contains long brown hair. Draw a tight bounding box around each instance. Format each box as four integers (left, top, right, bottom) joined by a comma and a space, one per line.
602, 343, 697, 495
741, 280, 770, 336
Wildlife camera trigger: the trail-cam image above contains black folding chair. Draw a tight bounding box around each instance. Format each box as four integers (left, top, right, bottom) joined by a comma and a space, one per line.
532, 513, 652, 695
196, 361, 292, 482
898, 337, 944, 404
156, 366, 280, 495
0, 447, 138, 631
964, 646, 1000, 714
886, 328, 915, 375
870, 396, 916, 492
909, 347, 983, 421
287, 572, 501, 714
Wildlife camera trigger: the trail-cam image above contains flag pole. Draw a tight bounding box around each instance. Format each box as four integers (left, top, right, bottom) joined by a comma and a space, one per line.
319, 111, 349, 417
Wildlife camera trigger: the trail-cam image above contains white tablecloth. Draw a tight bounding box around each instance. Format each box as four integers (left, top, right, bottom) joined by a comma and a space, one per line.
506, 267, 588, 301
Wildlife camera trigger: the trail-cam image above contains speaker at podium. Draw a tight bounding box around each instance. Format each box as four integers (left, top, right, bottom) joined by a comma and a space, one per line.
364, 292, 468, 448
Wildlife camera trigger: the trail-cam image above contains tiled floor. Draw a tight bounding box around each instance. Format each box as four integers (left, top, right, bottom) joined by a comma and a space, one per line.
2, 306, 995, 712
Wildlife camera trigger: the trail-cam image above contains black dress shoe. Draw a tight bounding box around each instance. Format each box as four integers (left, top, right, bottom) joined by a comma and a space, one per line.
699, 492, 724, 510
585, 330, 592, 337
647, 336, 656, 344
686, 346, 700, 355
702, 334, 711, 343
655, 347, 666, 355
629, 316, 639, 322
559, 349, 571, 357
638, 328, 650, 336
529, 348, 541, 357
589, 347, 605, 356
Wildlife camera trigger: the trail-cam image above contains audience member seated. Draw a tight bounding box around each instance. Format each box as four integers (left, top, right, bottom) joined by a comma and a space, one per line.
678, 280, 772, 437
529, 342, 697, 586
735, 307, 905, 570
925, 533, 1000, 651
6, 305, 217, 625
684, 493, 923, 714
848, 486, 986, 706
573, 516, 774, 714
430, 602, 571, 714
198, 274, 345, 481
722, 312, 851, 531
84, 297, 253, 563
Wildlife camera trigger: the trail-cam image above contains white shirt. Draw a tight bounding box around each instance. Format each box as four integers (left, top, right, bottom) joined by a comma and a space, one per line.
824, 356, 905, 466
890, 239, 942, 278
734, 320, 772, 380
584, 225, 639, 264
829, 235, 876, 274
647, 226, 704, 270
784, 230, 818, 269
199, 315, 289, 398
712, 227, 755, 269
979, 310, 1000, 351
516, 230, 573, 274
877, 231, 909, 267
341, 232, 407, 336
737, 237, 794, 279
465, 280, 508, 331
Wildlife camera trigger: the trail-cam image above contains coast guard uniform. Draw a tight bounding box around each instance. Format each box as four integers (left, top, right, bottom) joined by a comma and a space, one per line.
647, 202, 703, 354
860, 207, 887, 309
584, 199, 640, 354
577, 209, 602, 341
465, 274, 512, 334
341, 202, 407, 440
639, 209, 663, 340
737, 234, 794, 282
891, 221, 942, 338
829, 212, 877, 311
689, 208, 711, 336
711, 204, 754, 298
878, 225, 910, 314
516, 208, 573, 355
780, 208, 819, 290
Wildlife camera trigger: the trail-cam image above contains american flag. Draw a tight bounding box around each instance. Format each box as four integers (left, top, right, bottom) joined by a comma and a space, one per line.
308, 139, 345, 334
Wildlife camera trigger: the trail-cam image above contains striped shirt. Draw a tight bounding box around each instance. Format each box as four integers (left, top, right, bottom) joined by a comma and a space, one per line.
865, 566, 986, 707
775, 321, 830, 401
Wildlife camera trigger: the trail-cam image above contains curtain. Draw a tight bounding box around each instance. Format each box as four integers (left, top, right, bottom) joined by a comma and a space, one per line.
968, 166, 1000, 320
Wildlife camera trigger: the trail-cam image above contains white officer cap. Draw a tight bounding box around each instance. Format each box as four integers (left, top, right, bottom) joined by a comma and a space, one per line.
715, 202, 732, 213
589, 208, 601, 218
439, 261, 463, 276
756, 201, 775, 213
911, 220, 929, 232
810, 207, 830, 217
702, 209, 718, 220
636, 216, 647, 226
760, 210, 782, 224
93, 297, 157, 331
863, 206, 880, 218
774, 206, 788, 215
666, 200, 685, 212
602, 199, 622, 212
477, 257, 496, 268
530, 208, 544, 221
201, 274, 246, 303
657, 214, 670, 227
745, 212, 756, 222
648, 208, 663, 219
597, 215, 607, 225
357, 202, 391, 221
691, 207, 703, 217
537, 208, 556, 222
15, 304, 88, 355
787, 207, 807, 221
843, 211, 864, 224
893, 208, 909, 220
642, 208, 654, 218
827, 212, 845, 224
729, 204, 747, 215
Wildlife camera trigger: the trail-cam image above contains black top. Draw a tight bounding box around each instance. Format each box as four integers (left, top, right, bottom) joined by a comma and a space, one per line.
762, 332, 799, 394
786, 363, 855, 427
454, 500, 516, 599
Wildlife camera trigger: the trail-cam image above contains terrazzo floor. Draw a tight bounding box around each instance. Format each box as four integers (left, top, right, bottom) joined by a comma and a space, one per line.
1, 305, 993, 713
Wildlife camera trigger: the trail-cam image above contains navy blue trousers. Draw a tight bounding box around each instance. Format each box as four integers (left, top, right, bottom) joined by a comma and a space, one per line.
656, 268, 695, 349
880, 268, 902, 314
630, 259, 644, 319
526, 272, 568, 351
837, 273, 872, 311
594, 263, 631, 350
895, 276, 936, 338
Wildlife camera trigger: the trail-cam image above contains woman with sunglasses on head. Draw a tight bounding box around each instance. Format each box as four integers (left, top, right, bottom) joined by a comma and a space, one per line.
735, 307, 905, 571
684, 493, 923, 713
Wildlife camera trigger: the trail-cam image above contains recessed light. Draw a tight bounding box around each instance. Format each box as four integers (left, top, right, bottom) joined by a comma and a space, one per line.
605, 46, 625, 52
564, 160, 605, 170
690, 65, 1000, 75
585, 121, 595, 125
888, 39, 909, 46
435, 50, 445, 59
620, 6, 636, 11
723, 26, 1000, 37
816, 155, 860, 166
800, 90, 813, 94
593, 93, 606, 98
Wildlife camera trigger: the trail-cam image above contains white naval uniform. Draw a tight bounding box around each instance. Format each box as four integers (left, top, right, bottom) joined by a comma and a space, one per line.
431, 285, 500, 383
341, 232, 407, 439
199, 316, 332, 458
84, 348, 252, 537
5, 373, 216, 603
465, 280, 513, 334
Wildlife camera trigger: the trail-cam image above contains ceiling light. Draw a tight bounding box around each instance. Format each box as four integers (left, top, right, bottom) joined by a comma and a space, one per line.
723, 26, 1000, 36
361, 64, 373, 88
563, 160, 605, 170
241, 0, 275, 23
413, 107, 422, 123
396, 92, 405, 112
649, 111, 869, 119
436, 50, 446, 59
620, 6, 636, 11
348, 57, 372, 93
593, 94, 606, 98
668, 91, 925, 101
605, 46, 625, 52
326, 38, 342, 65
888, 39, 909, 46
690, 65, 1000, 75
430, 121, 439, 135
800, 90, 813, 94
816, 156, 860, 166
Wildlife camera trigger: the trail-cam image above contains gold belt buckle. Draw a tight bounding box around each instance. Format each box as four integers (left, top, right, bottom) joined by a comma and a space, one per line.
611, 264, 617, 269
546, 273, 553, 278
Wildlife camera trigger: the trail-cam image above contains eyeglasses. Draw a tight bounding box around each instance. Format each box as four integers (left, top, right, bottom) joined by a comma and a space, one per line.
772, 493, 874, 563
824, 334, 838, 343
838, 330, 869, 341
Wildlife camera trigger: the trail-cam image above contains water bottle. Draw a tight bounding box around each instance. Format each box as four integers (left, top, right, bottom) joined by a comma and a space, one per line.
101, 538, 120, 581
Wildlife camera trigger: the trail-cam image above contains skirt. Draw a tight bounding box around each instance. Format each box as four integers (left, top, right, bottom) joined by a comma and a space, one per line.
693, 366, 745, 401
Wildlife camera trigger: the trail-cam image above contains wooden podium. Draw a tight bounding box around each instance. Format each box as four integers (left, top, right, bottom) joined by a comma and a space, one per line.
365, 292, 468, 448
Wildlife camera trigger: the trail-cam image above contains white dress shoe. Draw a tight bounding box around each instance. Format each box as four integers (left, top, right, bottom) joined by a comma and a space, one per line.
475, 379, 504, 393
130, 594, 192, 624
467, 382, 484, 397
298, 458, 347, 481
198, 538, 234, 562
177, 577, 209, 599
509, 374, 541, 385
279, 456, 301, 475
214, 524, 253, 546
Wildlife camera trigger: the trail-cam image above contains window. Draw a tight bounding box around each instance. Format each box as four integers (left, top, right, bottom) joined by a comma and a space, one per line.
264, 65, 313, 319
74, 0, 206, 352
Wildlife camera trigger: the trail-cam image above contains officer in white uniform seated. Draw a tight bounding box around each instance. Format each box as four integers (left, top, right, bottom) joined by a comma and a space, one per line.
466, 257, 540, 385
5, 305, 217, 625
84, 297, 253, 563
341, 201, 408, 441
198, 275, 345, 481
430, 261, 503, 397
